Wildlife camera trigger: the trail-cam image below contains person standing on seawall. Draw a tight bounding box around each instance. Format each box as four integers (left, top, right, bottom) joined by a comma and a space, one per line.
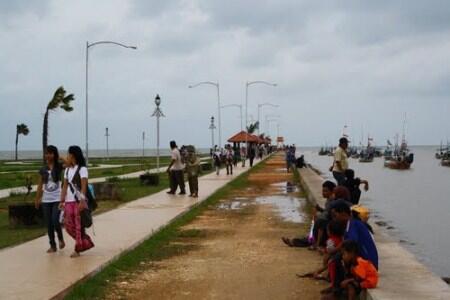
35, 145, 65, 253
330, 137, 349, 185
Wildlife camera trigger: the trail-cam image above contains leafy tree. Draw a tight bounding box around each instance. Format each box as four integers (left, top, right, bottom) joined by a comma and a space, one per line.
42, 86, 74, 160
15, 123, 29, 161
246, 121, 259, 134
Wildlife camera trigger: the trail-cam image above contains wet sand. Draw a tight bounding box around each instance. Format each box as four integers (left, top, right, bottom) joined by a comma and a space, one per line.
102, 155, 327, 299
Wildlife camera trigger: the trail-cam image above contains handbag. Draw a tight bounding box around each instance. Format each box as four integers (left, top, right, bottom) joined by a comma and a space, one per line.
79, 208, 93, 228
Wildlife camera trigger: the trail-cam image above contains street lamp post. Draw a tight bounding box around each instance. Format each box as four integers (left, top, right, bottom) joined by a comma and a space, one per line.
105, 127, 110, 160
142, 131, 145, 157
189, 81, 221, 148
85, 40, 137, 165
257, 103, 279, 135
221, 104, 243, 131
209, 116, 216, 150
152, 94, 164, 171
245, 81, 277, 155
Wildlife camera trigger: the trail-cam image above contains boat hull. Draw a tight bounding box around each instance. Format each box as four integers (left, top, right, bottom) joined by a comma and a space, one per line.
384, 160, 411, 170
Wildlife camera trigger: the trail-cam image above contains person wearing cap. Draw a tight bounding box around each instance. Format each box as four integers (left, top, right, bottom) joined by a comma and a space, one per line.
330, 137, 349, 185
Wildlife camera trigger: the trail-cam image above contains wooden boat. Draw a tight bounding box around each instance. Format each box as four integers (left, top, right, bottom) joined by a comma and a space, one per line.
384, 155, 413, 169
441, 159, 450, 167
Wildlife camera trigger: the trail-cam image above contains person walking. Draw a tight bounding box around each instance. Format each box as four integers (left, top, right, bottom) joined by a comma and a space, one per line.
166, 141, 186, 195
240, 146, 246, 167
35, 145, 65, 253
225, 144, 234, 175
185, 146, 200, 198
249, 144, 256, 167
330, 137, 349, 185
213, 148, 222, 175
59, 146, 94, 258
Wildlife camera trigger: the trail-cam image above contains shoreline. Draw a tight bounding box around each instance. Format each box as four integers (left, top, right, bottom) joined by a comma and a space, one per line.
296, 165, 450, 299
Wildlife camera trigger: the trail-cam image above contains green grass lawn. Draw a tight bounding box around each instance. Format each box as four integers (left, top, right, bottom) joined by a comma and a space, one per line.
65, 160, 267, 300
0, 173, 171, 250
0, 159, 173, 190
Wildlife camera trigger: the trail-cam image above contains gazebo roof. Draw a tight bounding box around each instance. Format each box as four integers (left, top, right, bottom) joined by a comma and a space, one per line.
227, 131, 260, 143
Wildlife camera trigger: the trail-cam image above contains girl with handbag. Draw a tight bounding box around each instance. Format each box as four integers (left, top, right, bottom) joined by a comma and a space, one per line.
59, 145, 94, 257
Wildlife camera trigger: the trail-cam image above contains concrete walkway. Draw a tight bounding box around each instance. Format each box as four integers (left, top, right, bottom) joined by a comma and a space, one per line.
0, 158, 261, 300
297, 167, 450, 300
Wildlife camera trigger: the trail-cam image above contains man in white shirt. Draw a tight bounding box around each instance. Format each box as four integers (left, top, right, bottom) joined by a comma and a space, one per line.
331, 137, 349, 185
166, 141, 186, 195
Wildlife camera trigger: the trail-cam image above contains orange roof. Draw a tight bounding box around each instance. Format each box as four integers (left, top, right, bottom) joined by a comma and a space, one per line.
228, 131, 260, 143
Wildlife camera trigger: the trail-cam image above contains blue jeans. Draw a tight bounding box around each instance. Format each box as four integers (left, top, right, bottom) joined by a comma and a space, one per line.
42, 202, 64, 249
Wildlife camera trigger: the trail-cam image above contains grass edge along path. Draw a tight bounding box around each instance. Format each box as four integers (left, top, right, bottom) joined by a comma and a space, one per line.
64, 160, 268, 300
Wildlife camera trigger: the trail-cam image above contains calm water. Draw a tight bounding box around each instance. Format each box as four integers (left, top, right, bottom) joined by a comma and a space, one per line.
301, 146, 450, 277
0, 148, 210, 161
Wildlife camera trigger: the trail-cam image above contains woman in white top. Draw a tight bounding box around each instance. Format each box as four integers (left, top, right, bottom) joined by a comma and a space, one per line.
59, 145, 94, 257
35, 145, 65, 253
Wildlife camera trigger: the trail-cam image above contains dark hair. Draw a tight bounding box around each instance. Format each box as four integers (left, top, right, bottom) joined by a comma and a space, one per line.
170, 141, 177, 149
328, 220, 345, 237
43, 145, 62, 183
331, 199, 351, 215
322, 180, 336, 191
339, 137, 348, 145
341, 240, 359, 254
334, 186, 351, 201
344, 169, 355, 180
68, 145, 86, 167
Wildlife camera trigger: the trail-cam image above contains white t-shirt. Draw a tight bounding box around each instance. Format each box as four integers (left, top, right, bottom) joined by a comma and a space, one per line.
170, 148, 184, 171
64, 165, 88, 202
42, 169, 61, 203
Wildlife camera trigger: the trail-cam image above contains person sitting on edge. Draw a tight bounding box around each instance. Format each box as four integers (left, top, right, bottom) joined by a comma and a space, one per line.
310, 220, 345, 280
281, 181, 338, 248
330, 137, 349, 185
321, 240, 378, 300
331, 200, 378, 269
342, 169, 369, 205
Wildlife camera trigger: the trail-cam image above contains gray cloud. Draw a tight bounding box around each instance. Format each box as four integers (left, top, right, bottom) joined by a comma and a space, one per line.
1, 0, 450, 152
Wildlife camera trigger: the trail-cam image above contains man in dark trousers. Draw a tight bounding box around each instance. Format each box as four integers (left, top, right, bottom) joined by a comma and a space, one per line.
166, 141, 186, 195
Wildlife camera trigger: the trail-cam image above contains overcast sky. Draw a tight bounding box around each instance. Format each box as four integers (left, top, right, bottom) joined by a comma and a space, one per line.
1, 0, 450, 152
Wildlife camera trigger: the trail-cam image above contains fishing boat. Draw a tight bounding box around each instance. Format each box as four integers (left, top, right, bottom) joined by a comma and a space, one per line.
440, 150, 450, 167
384, 116, 414, 170
435, 141, 448, 159
359, 137, 375, 163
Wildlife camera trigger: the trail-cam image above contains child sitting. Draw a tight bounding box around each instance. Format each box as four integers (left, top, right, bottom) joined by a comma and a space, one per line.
312, 220, 345, 280
322, 240, 378, 300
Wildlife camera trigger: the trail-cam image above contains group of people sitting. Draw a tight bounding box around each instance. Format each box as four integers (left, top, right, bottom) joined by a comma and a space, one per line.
282, 169, 377, 300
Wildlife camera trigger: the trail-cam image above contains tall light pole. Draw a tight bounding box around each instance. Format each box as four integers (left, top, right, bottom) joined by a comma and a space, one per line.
85, 40, 137, 165
142, 131, 145, 158
245, 81, 277, 152
152, 94, 164, 171
209, 116, 216, 150
189, 81, 221, 148
221, 104, 243, 131
257, 103, 279, 135
105, 127, 110, 160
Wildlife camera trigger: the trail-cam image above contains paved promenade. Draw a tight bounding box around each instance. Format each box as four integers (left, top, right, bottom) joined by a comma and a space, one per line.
298, 167, 450, 300
0, 159, 260, 300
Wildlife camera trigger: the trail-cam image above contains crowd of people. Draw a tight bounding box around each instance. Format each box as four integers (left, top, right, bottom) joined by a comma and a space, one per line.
282, 137, 378, 300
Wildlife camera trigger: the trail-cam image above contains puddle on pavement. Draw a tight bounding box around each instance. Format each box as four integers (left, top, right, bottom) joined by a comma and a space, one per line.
255, 195, 307, 223
270, 181, 298, 193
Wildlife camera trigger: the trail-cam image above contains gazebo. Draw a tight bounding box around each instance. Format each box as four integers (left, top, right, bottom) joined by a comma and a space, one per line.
227, 131, 260, 150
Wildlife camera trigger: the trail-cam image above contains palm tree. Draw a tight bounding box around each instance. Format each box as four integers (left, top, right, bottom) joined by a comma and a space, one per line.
42, 86, 74, 160
246, 121, 259, 134
15, 123, 29, 161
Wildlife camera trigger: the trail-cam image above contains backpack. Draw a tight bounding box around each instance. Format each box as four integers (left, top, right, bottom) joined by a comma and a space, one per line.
66, 166, 98, 212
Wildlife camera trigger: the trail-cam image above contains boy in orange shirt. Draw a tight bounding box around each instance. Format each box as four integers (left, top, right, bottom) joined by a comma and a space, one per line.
338, 240, 378, 299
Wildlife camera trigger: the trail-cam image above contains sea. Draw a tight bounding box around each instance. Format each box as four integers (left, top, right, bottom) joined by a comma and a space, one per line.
301, 146, 450, 278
